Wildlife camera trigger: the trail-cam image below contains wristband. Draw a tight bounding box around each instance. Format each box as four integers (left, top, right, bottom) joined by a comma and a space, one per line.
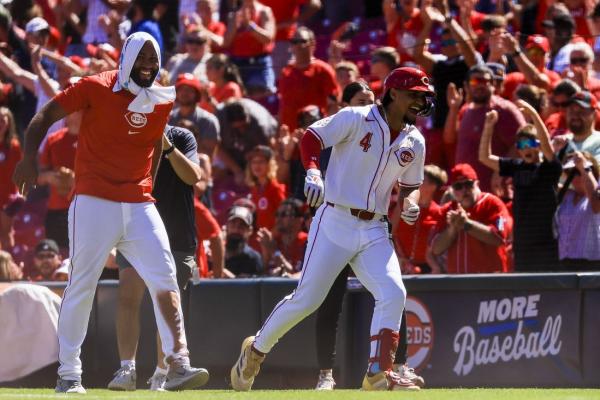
444, 15, 453, 24
163, 144, 175, 156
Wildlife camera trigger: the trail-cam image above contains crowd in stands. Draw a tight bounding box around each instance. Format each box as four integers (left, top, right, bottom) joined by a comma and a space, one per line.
1, 0, 600, 284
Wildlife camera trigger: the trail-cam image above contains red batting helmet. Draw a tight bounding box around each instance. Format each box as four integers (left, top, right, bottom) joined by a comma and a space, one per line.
383, 67, 435, 117
383, 67, 434, 96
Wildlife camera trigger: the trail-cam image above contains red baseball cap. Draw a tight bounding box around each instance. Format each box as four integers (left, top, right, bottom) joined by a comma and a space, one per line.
525, 35, 550, 53
450, 163, 478, 184
383, 67, 434, 95
175, 73, 203, 95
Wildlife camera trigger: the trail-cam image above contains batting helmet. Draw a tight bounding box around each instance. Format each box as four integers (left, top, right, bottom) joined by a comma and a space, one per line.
383, 67, 435, 117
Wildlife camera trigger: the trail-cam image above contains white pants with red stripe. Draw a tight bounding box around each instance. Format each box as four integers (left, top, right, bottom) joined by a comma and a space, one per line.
58, 195, 188, 380
253, 202, 406, 354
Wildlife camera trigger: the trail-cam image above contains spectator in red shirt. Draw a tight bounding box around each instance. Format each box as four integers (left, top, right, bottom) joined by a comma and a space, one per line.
432, 163, 513, 273
393, 164, 447, 274
382, 0, 422, 65
256, 197, 308, 277
223, 0, 276, 97
202, 53, 244, 113
502, 33, 561, 100
278, 26, 339, 130
544, 79, 580, 135
262, 0, 322, 79
449, 65, 526, 191
38, 111, 81, 251
246, 145, 286, 231
0, 106, 21, 251
563, 42, 600, 100
195, 0, 227, 51
193, 196, 224, 278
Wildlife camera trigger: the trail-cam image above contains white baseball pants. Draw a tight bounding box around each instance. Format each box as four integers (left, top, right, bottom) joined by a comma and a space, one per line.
253, 202, 406, 354
58, 195, 187, 380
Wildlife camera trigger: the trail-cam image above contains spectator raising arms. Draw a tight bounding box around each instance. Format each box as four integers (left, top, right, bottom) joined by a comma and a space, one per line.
479, 100, 562, 272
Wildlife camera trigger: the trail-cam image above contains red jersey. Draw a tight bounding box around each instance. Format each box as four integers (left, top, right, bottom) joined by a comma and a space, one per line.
249, 179, 286, 230
275, 230, 308, 272
394, 201, 442, 265
278, 59, 339, 130
262, 0, 306, 40
436, 193, 513, 274
194, 198, 222, 278
387, 9, 423, 64
39, 128, 78, 210
502, 69, 561, 100
0, 138, 21, 208
53, 71, 173, 203
229, 4, 275, 57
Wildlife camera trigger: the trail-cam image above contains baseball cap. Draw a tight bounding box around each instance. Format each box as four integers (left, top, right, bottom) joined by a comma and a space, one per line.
25, 17, 49, 34
228, 206, 253, 227
35, 239, 59, 255
486, 62, 506, 81
450, 163, 478, 184
175, 73, 203, 95
567, 91, 598, 109
542, 13, 575, 30
525, 35, 550, 53
246, 144, 274, 161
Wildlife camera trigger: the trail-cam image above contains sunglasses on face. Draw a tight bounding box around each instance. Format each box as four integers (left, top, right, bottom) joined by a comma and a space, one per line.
452, 180, 475, 191
570, 57, 590, 65
290, 37, 309, 45
469, 77, 491, 86
516, 138, 540, 150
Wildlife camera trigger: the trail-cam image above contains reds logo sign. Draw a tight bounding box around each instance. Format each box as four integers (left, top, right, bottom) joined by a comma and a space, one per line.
125, 112, 148, 129
405, 296, 434, 372
395, 148, 415, 166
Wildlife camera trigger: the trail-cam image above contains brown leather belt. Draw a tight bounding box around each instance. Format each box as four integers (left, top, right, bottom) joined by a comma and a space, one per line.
326, 202, 377, 221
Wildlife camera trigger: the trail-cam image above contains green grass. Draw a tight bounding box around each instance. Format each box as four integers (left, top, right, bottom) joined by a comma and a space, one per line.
1, 389, 600, 400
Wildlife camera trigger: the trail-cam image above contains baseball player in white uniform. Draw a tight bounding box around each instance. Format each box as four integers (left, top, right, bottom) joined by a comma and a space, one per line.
231, 67, 434, 391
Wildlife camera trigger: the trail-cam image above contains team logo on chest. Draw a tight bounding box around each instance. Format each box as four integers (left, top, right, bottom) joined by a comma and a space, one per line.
125, 112, 148, 129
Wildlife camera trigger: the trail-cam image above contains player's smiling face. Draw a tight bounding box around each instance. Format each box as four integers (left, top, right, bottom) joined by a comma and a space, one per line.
392, 89, 429, 124
130, 41, 159, 88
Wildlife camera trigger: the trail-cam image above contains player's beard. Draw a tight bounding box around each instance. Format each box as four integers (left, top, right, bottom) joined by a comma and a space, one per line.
130, 66, 158, 88
225, 234, 245, 253
404, 112, 417, 125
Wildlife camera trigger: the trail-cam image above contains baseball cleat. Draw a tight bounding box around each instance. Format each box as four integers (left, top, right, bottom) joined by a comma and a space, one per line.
163, 362, 209, 391
107, 365, 136, 391
394, 363, 425, 387
315, 369, 336, 390
362, 370, 420, 391
230, 336, 265, 391
55, 378, 86, 394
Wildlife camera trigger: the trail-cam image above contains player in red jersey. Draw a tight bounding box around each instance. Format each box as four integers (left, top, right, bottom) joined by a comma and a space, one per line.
13, 32, 208, 394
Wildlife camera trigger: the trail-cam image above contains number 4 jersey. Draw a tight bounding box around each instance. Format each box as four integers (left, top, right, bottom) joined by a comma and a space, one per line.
307, 104, 425, 215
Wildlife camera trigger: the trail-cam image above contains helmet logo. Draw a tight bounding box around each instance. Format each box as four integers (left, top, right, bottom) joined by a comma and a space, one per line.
421, 76, 429, 86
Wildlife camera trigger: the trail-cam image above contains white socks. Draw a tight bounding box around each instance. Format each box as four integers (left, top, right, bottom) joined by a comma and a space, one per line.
154, 366, 167, 376
121, 360, 135, 369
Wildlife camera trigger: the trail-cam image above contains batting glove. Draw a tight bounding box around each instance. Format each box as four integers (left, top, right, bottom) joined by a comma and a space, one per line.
401, 198, 420, 225
304, 168, 325, 208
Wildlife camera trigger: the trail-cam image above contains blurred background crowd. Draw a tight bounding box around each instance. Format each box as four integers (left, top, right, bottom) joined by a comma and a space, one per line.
1, 0, 600, 284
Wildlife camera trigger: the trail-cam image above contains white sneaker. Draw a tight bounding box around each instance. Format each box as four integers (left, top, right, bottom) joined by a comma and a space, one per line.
55, 378, 86, 394
315, 370, 336, 390
147, 372, 167, 391
394, 363, 425, 387
107, 365, 136, 391
164, 361, 209, 391
230, 336, 265, 391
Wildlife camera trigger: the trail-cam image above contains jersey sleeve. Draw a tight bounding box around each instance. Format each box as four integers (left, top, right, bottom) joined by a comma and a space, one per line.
481, 195, 512, 240
398, 132, 425, 188
53, 76, 92, 114
306, 107, 356, 148
174, 128, 199, 164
